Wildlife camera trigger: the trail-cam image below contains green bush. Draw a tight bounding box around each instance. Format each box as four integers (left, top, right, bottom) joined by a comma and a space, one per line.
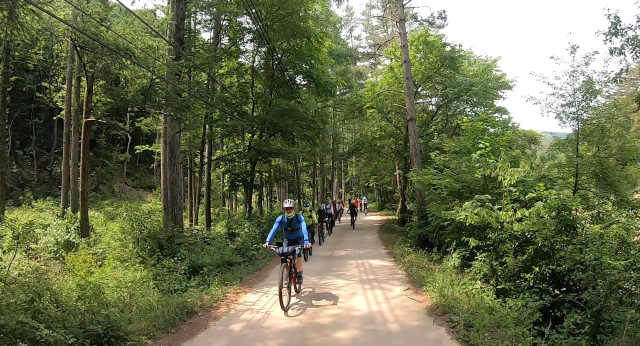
0, 198, 279, 345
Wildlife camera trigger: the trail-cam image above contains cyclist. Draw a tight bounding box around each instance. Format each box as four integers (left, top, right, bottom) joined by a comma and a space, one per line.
263, 199, 311, 284
348, 198, 358, 226
317, 203, 329, 236
362, 196, 368, 213
354, 197, 360, 212
323, 199, 336, 230
335, 198, 344, 223
300, 202, 318, 244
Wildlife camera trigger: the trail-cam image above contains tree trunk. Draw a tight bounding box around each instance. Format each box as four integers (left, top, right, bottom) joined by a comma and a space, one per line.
312, 160, 317, 207
79, 73, 95, 238
0, 37, 10, 217
397, 0, 424, 217
70, 54, 82, 214
194, 121, 206, 225
204, 128, 213, 230
220, 138, 226, 208
118, 113, 133, 201
258, 173, 264, 216
341, 160, 345, 202
245, 158, 258, 218
295, 157, 301, 207
267, 166, 273, 211
319, 156, 325, 203
61, 22, 76, 216
162, 0, 187, 231
396, 161, 408, 226
31, 98, 38, 182
232, 192, 237, 213
48, 109, 58, 189
572, 125, 580, 196
187, 151, 194, 225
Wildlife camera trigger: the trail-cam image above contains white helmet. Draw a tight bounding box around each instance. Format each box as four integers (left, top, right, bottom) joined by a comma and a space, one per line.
282, 199, 296, 208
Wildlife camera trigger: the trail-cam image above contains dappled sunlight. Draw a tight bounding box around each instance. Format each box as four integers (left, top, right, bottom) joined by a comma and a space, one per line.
183, 213, 457, 346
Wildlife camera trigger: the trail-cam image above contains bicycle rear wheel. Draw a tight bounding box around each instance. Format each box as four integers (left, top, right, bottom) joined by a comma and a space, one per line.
278, 263, 291, 311
293, 264, 302, 294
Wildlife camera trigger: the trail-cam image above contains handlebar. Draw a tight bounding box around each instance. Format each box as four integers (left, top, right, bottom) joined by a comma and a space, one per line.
265, 244, 304, 250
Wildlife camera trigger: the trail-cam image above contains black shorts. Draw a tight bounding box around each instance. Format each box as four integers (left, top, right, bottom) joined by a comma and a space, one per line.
283, 236, 304, 257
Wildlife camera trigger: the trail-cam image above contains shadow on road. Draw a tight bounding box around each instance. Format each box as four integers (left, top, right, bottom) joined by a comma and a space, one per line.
285, 287, 340, 318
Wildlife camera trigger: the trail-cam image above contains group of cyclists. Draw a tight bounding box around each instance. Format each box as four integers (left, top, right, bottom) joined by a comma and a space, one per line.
262, 196, 370, 285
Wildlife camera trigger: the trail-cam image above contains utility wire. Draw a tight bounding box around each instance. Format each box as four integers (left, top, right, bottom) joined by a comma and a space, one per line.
25, 0, 239, 119
61, 0, 167, 72
112, 0, 250, 118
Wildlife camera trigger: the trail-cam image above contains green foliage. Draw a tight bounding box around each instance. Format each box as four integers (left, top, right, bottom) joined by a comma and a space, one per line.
379, 220, 538, 345
0, 198, 278, 345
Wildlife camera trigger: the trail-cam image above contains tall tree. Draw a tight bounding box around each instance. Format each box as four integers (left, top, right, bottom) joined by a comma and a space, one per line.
396, 0, 424, 215
70, 51, 82, 214
0, 35, 10, 218
60, 13, 77, 216
162, 0, 187, 231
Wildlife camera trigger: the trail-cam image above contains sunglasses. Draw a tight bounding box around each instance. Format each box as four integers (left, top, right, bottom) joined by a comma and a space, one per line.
284, 207, 294, 211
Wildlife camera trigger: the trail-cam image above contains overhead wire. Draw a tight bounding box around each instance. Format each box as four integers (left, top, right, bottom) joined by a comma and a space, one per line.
24, 0, 241, 119
111, 0, 250, 118
240, 0, 301, 100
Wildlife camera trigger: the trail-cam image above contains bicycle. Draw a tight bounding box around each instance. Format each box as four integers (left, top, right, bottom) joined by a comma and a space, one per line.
303, 227, 313, 262
319, 217, 329, 241
364, 205, 368, 216
267, 243, 305, 312
337, 208, 344, 223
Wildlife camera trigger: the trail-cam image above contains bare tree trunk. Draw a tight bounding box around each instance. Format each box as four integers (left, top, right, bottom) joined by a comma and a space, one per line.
118, 113, 132, 201
70, 54, 82, 214
79, 73, 95, 238
162, 0, 187, 231
204, 129, 212, 230
194, 122, 206, 225
220, 138, 226, 208
396, 161, 408, 226
397, 0, 424, 217
232, 192, 237, 213
61, 21, 76, 216
267, 166, 273, 211
319, 156, 325, 203
0, 37, 10, 217
295, 157, 301, 207
245, 158, 258, 218
258, 173, 264, 216
187, 151, 194, 225
312, 160, 317, 207
29, 92, 38, 183
341, 160, 345, 202
572, 125, 580, 196
48, 109, 58, 189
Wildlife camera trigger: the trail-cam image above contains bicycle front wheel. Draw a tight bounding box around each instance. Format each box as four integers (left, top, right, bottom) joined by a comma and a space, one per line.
278, 263, 291, 311
293, 264, 302, 294
303, 248, 309, 262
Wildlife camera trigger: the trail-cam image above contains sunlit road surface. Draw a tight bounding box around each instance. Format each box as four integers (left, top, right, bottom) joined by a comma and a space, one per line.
183, 213, 459, 346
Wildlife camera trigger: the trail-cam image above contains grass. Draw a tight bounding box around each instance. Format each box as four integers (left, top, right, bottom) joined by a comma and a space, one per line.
378, 219, 538, 346
0, 197, 279, 345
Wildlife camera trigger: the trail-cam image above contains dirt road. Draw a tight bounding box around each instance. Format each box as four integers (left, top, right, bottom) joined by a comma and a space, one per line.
182, 213, 459, 346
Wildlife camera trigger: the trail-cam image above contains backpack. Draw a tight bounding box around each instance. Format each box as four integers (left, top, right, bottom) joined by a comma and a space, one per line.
279, 213, 304, 232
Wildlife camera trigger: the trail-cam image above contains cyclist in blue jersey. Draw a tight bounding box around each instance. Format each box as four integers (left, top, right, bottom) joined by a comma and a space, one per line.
263, 199, 311, 284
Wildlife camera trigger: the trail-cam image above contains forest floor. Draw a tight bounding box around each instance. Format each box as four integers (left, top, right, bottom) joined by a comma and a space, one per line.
152, 213, 459, 346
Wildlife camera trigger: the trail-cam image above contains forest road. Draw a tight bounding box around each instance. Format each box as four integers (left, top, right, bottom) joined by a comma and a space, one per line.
181, 213, 459, 346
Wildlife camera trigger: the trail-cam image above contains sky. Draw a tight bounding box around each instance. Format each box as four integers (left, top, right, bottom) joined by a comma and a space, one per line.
344, 0, 639, 132
124, 0, 639, 132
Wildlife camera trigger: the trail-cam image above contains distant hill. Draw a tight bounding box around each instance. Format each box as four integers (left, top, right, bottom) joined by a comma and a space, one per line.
538, 131, 571, 151
539, 131, 570, 139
